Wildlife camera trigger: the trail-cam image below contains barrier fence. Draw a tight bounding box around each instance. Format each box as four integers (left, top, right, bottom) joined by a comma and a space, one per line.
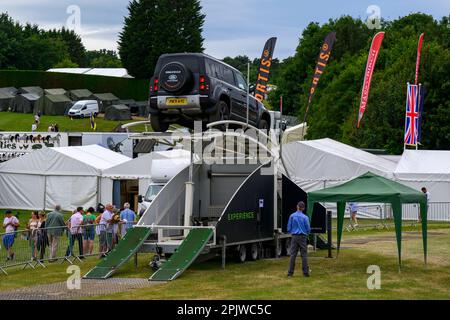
0, 221, 136, 275
325, 202, 450, 231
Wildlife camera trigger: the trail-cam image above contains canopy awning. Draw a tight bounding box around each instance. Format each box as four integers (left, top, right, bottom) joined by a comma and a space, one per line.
307, 172, 428, 268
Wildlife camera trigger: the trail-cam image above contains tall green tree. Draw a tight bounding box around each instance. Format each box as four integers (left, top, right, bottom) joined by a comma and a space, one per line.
118, 0, 205, 79
86, 49, 122, 68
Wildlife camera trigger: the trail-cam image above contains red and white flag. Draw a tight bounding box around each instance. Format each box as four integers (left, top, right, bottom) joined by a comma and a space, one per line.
357, 31, 385, 128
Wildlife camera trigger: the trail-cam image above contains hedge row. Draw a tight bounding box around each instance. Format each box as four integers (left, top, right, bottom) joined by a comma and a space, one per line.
0, 70, 149, 101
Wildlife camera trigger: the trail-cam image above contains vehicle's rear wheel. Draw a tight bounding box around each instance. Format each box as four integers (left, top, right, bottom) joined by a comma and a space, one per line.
236, 245, 247, 263
150, 115, 169, 132
210, 100, 229, 130
258, 119, 269, 130
249, 243, 259, 261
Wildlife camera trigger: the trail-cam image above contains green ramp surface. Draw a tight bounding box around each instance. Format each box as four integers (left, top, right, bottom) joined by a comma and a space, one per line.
150, 228, 214, 282
84, 227, 152, 279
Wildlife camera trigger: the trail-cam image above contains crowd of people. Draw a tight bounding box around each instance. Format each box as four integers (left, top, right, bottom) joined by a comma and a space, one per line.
30, 111, 59, 133
2, 202, 137, 263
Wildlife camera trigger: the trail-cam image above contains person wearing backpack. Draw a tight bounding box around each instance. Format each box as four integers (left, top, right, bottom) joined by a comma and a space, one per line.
82, 207, 97, 256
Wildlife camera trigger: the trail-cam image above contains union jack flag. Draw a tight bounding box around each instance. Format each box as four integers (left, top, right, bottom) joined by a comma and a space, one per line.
404, 83, 420, 146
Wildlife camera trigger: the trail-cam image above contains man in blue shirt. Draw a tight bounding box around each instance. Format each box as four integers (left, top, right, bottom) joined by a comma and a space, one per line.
120, 203, 136, 236
287, 201, 311, 277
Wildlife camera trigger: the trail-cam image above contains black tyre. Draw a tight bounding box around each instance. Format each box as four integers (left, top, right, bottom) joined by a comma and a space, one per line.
150, 115, 169, 132
258, 119, 269, 130
80, 114, 84, 119
159, 62, 192, 93
249, 243, 259, 261
236, 245, 247, 263
209, 100, 230, 130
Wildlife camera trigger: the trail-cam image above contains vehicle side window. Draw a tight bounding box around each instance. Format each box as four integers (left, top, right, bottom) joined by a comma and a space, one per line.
235, 72, 247, 91
222, 67, 236, 86
81, 106, 87, 110
206, 59, 217, 78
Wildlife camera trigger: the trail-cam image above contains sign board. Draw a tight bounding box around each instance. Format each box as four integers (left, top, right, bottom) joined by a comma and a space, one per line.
0, 132, 69, 162
81, 133, 133, 158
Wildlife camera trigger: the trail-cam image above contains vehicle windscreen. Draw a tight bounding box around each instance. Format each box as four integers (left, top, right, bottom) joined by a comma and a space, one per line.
71, 103, 83, 110
144, 184, 164, 202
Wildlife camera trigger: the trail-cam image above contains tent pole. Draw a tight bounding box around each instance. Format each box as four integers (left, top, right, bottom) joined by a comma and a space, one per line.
392, 201, 403, 272
420, 201, 428, 265
336, 202, 346, 257
43, 175, 47, 211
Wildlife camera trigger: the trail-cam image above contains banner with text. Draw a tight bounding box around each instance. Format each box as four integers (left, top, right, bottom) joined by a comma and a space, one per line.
255, 37, 277, 102
304, 31, 336, 122
357, 31, 385, 128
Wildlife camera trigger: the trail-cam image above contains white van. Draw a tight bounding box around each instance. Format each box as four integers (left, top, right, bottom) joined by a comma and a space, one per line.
68, 100, 99, 118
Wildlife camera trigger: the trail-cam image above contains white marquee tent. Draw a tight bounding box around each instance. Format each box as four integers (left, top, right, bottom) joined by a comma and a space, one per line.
100, 149, 191, 205
282, 138, 397, 192
0, 145, 129, 211
394, 150, 450, 203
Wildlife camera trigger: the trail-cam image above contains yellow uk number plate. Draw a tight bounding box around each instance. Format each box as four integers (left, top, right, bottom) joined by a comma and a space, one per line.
166, 97, 188, 106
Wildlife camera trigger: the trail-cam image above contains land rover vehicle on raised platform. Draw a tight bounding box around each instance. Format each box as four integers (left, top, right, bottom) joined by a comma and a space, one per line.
148, 53, 272, 132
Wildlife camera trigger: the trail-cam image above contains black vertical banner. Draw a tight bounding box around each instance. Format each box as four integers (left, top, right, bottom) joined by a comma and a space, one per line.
303, 32, 336, 122
255, 37, 277, 102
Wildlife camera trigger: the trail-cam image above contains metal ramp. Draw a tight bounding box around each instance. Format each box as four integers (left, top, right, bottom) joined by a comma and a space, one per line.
150, 228, 214, 282
84, 227, 152, 279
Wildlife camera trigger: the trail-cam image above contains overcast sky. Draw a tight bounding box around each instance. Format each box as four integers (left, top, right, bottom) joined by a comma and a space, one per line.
1, 0, 449, 59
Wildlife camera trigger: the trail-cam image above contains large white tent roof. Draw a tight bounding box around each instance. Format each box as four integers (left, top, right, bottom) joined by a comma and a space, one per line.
395, 150, 450, 181
47, 68, 133, 78
0, 145, 130, 176
102, 149, 191, 179
282, 138, 397, 190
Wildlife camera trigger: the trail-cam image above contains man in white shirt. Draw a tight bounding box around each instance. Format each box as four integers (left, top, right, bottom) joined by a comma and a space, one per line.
66, 207, 84, 258
99, 204, 114, 254
420, 187, 431, 222
348, 202, 359, 228
2, 210, 20, 261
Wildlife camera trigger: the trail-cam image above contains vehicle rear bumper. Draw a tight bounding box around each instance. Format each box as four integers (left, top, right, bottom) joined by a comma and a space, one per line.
149, 95, 214, 115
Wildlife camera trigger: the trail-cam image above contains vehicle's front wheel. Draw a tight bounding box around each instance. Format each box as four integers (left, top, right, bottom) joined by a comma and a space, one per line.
80, 114, 84, 119
150, 115, 169, 132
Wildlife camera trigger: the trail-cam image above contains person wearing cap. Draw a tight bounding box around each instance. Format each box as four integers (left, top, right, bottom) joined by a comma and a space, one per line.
3, 210, 20, 261
287, 201, 311, 277
46, 205, 66, 262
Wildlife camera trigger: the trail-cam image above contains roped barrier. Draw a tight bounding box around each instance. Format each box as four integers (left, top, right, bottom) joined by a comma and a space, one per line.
0, 221, 137, 275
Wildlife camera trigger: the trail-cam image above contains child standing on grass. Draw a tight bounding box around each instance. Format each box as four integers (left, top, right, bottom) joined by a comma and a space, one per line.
2, 210, 20, 261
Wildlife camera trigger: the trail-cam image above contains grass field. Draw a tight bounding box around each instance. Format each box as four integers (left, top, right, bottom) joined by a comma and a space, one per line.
0, 111, 149, 133
1, 223, 449, 299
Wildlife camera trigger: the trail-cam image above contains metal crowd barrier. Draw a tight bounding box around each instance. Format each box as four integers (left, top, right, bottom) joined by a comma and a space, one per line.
0, 221, 137, 276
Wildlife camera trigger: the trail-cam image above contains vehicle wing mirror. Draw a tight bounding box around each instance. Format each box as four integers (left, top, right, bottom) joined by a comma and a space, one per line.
138, 195, 143, 203
249, 84, 256, 94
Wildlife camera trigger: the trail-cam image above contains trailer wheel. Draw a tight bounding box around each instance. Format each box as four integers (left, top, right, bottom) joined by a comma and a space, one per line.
249, 243, 259, 261
236, 245, 247, 263
276, 238, 283, 257
284, 238, 292, 256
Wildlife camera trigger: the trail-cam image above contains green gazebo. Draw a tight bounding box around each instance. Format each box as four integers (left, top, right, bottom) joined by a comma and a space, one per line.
307, 172, 428, 268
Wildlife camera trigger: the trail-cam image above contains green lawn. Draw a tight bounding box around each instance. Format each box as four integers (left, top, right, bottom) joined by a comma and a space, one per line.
1, 224, 449, 299
0, 111, 150, 133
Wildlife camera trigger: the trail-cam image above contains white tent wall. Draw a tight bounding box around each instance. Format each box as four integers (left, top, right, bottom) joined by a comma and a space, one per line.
282, 138, 396, 192
45, 176, 98, 210
394, 150, 450, 221
0, 145, 129, 212
99, 178, 113, 205
0, 173, 45, 210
